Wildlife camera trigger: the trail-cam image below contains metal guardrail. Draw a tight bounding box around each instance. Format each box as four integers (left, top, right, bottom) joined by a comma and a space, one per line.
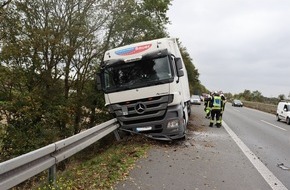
0, 119, 120, 190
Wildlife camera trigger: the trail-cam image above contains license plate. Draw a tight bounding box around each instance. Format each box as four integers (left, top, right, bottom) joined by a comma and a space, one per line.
136, 126, 152, 131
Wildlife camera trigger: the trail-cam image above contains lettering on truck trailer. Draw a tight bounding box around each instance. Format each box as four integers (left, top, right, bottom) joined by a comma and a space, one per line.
115, 44, 152, 56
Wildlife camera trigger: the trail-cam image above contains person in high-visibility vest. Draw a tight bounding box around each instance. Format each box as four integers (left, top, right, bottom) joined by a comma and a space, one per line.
219, 94, 226, 125
209, 92, 223, 128
204, 95, 211, 119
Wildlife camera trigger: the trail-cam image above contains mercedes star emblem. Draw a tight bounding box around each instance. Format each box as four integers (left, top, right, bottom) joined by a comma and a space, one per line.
135, 103, 146, 114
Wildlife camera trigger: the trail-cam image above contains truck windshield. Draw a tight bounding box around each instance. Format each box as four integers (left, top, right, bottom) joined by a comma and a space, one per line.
103, 56, 173, 93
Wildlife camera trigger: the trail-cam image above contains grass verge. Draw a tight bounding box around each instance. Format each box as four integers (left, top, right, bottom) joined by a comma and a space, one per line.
242, 101, 276, 114
32, 135, 151, 190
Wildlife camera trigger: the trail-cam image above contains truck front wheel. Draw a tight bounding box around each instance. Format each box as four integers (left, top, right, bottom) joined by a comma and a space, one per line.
286, 117, 290, 125
187, 102, 191, 116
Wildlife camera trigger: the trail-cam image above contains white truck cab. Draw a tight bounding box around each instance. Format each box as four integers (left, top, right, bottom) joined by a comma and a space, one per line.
276, 101, 290, 124
98, 38, 191, 140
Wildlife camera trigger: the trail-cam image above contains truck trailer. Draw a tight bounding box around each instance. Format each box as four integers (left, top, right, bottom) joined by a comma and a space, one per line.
98, 38, 191, 140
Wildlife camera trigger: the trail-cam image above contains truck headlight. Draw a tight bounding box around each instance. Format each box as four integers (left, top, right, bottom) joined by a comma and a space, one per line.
167, 119, 179, 128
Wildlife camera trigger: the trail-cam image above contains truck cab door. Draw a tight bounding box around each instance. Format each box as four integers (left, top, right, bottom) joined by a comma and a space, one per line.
281, 105, 288, 120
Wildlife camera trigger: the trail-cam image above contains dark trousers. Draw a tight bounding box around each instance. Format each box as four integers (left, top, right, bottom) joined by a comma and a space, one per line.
210, 109, 221, 126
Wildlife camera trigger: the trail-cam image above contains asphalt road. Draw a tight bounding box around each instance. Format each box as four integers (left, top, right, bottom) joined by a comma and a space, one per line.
114, 103, 289, 190
224, 103, 290, 189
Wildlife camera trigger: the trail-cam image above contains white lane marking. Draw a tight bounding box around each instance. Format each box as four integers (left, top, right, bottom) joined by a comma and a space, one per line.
261, 120, 287, 131
223, 122, 287, 190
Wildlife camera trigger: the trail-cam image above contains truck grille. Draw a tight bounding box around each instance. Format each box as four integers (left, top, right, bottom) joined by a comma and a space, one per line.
110, 95, 170, 125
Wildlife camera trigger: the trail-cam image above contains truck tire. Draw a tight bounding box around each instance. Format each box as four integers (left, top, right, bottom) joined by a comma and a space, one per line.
286, 117, 290, 125
276, 114, 281, 121
188, 103, 191, 116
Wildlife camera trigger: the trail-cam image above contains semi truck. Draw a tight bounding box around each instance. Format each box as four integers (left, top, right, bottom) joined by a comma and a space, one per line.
97, 38, 191, 140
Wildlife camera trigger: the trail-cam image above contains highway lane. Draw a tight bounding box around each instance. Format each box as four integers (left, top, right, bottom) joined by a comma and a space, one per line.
115, 104, 280, 190
224, 103, 290, 188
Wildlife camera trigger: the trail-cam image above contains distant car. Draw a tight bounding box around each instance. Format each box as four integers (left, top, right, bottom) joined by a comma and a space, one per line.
232, 99, 243, 107
190, 95, 201, 105
276, 101, 290, 125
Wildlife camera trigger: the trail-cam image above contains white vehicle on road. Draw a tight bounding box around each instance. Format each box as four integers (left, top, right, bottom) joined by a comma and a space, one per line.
276, 101, 290, 124
190, 95, 201, 105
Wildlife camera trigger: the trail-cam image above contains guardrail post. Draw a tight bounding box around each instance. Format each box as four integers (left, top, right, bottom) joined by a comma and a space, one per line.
48, 165, 56, 187
113, 129, 121, 141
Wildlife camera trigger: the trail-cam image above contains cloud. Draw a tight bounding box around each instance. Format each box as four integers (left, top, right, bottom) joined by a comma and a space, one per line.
167, 0, 290, 97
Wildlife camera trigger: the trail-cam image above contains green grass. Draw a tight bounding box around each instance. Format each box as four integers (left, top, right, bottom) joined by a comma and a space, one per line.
242, 101, 276, 114
35, 136, 151, 190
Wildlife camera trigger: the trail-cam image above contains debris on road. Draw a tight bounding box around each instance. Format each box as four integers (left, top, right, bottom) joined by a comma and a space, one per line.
277, 163, 290, 171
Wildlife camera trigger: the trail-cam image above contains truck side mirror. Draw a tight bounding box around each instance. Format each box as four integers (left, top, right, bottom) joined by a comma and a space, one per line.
178, 70, 184, 77
96, 73, 102, 90
175, 58, 184, 77
175, 58, 183, 70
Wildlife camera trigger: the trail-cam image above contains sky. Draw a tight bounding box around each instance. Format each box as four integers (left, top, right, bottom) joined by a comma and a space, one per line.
166, 0, 290, 98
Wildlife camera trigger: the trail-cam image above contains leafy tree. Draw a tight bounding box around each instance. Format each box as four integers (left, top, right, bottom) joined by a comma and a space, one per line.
251, 90, 262, 102
278, 94, 285, 101
0, 0, 174, 160
102, 0, 171, 51
0, 0, 11, 8
0, 0, 108, 159
232, 89, 280, 104
224, 92, 233, 100
0, 0, 207, 161
242, 90, 251, 101
179, 43, 201, 95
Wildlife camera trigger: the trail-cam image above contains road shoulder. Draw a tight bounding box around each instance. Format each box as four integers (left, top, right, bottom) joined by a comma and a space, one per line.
114, 105, 271, 190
